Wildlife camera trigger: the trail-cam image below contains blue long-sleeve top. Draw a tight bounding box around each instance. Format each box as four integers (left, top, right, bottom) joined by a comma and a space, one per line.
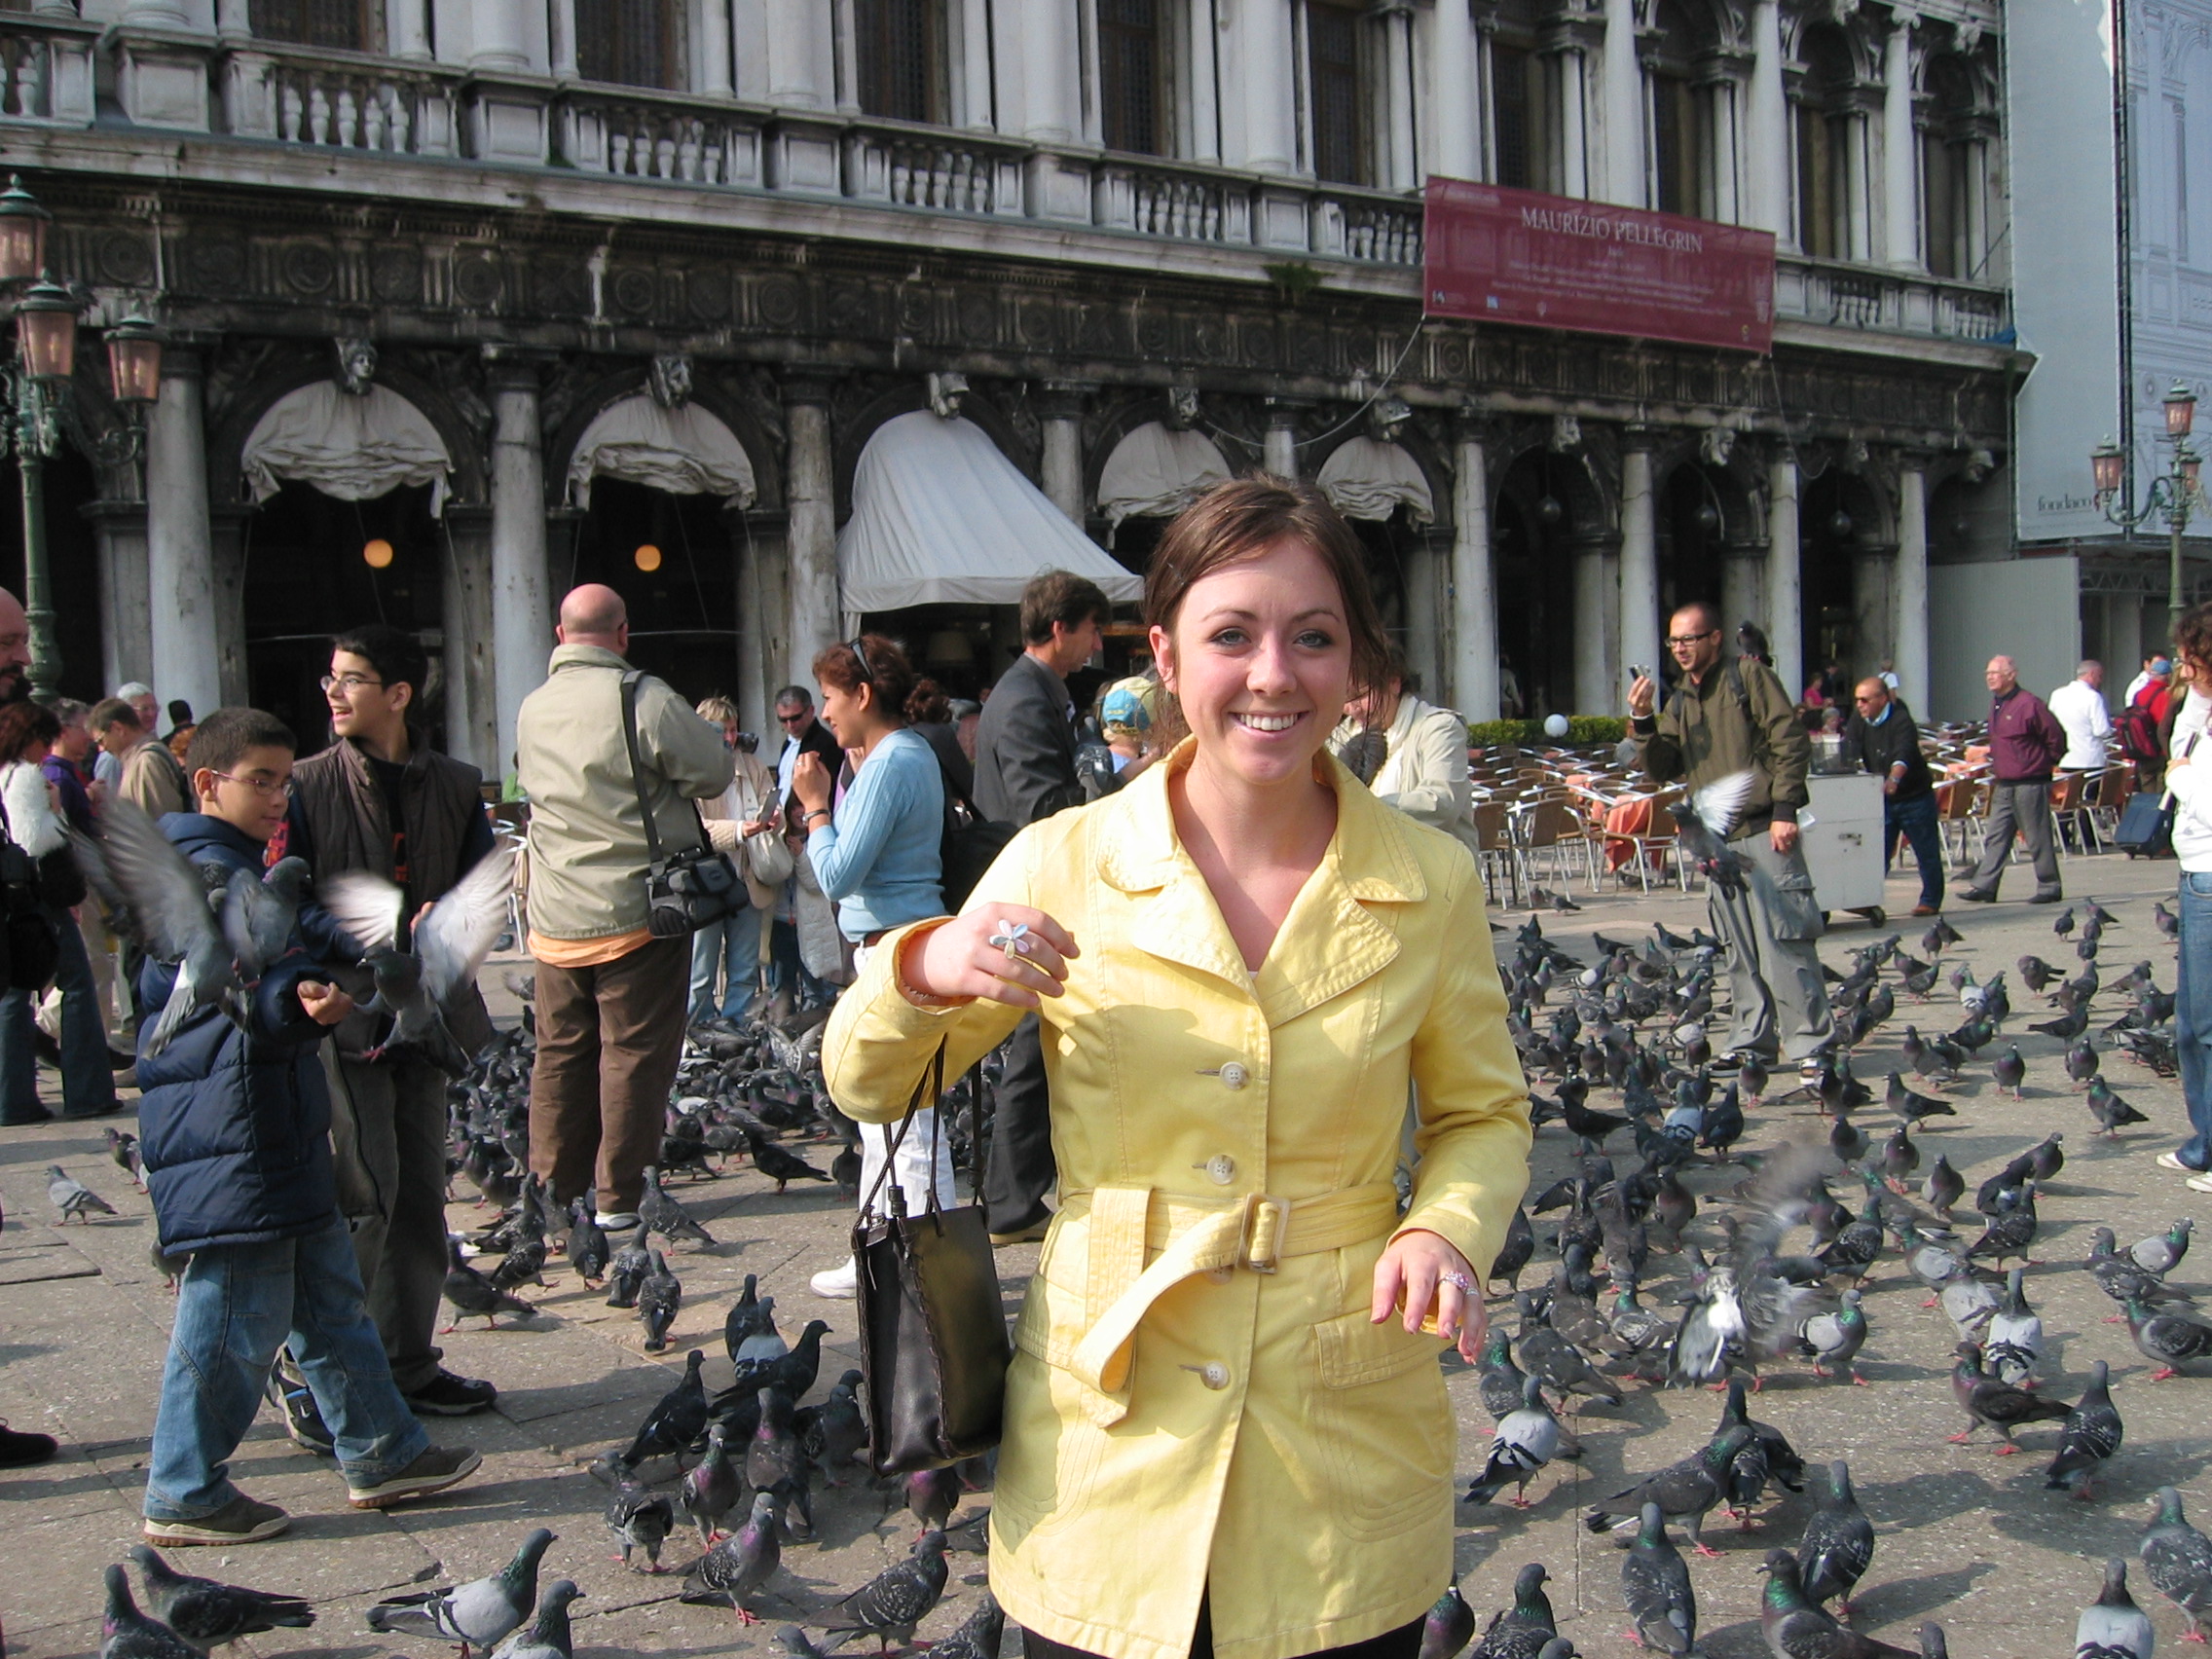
806, 726, 945, 940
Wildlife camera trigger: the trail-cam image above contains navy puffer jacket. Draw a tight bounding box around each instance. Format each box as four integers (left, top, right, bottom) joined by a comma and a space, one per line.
134, 813, 338, 1256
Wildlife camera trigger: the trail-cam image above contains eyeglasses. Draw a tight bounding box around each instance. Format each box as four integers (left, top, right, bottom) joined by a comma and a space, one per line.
1666, 631, 1719, 646
777, 709, 811, 726
213, 771, 293, 799
846, 638, 875, 687
320, 674, 385, 694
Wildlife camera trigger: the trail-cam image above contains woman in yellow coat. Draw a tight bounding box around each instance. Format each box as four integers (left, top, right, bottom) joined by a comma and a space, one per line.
823, 479, 1532, 1659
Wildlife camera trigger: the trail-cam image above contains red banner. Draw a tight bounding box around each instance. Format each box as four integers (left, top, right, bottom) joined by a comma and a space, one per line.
1422, 178, 1777, 353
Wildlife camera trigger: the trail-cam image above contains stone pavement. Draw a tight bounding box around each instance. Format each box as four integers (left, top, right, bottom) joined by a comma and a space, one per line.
2, 843, 2210, 1659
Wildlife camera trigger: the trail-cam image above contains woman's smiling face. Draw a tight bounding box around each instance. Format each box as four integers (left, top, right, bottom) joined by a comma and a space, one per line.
1152, 535, 1353, 792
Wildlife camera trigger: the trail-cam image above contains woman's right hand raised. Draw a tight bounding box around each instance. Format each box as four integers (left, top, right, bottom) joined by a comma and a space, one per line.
906, 905, 1080, 1010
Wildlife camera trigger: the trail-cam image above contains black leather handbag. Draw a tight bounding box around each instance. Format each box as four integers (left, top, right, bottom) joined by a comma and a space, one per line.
853, 1043, 1011, 1473
619, 671, 746, 938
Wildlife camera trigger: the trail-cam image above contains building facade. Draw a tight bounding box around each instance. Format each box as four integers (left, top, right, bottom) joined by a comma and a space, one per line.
0, 0, 2013, 778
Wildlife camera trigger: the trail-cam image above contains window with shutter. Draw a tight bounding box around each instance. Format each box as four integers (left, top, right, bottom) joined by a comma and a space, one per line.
1100, 0, 1166, 155
1646, 0, 1715, 218
249, 0, 373, 50
1492, 45, 1533, 189
858, 0, 949, 125
1308, 1, 1364, 185
1793, 24, 1855, 257
577, 0, 682, 91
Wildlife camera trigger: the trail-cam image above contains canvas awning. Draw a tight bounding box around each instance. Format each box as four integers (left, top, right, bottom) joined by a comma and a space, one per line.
566, 394, 757, 508
837, 411, 1143, 620
241, 382, 453, 512
1096, 421, 1231, 527
1317, 435, 1435, 526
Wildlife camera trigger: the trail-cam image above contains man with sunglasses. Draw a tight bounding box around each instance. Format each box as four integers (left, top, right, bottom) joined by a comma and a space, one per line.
1630, 601, 1834, 1082
1842, 676, 1943, 916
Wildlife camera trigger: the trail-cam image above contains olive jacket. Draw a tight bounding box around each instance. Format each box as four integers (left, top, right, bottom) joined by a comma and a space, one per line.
823, 741, 1532, 1659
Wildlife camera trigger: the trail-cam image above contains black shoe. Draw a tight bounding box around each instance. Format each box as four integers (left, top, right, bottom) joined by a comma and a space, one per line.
31, 1031, 60, 1069
2027, 890, 2064, 904
1955, 888, 1997, 903
405, 1371, 498, 1417
0, 1420, 56, 1466
265, 1369, 333, 1456
108, 1048, 135, 1072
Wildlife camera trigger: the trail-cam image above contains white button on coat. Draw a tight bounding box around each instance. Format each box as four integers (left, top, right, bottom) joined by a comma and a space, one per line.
1199, 1362, 1231, 1389
1206, 1155, 1236, 1185
1218, 1062, 1249, 1089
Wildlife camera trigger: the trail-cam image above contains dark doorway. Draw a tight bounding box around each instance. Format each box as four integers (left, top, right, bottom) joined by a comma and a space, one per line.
241, 481, 443, 754
1494, 456, 1581, 719
1348, 514, 1413, 667
0, 442, 104, 704
1657, 463, 1727, 621
564, 477, 738, 704
1798, 471, 1862, 697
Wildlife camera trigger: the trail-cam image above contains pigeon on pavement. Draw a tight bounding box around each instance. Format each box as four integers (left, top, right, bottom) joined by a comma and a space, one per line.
2140, 1487, 2212, 1641
48, 1165, 116, 1224
605, 1477, 675, 1574
638, 1250, 682, 1352
682, 1491, 783, 1626
487, 1581, 582, 1659
101, 1564, 200, 1659
625, 1349, 709, 1467
1797, 1461, 1875, 1617
1948, 1342, 2070, 1450
1465, 1376, 1567, 1507
816, 1528, 950, 1651
1757, 1550, 1917, 1659
365, 1528, 555, 1658
441, 1236, 535, 1332
2074, 1558, 2155, 1659
1421, 1580, 1478, 1659
1620, 1502, 1697, 1655
128, 1545, 313, 1651
640, 1166, 716, 1246
679, 1420, 744, 1545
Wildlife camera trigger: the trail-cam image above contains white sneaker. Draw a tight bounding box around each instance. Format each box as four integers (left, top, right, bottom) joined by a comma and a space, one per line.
2158, 1152, 2199, 1173
810, 1258, 857, 1300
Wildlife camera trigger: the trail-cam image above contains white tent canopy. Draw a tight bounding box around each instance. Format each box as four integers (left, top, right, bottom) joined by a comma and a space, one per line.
241, 382, 453, 512
1096, 421, 1231, 527
837, 411, 1142, 621
1317, 435, 1435, 526
567, 394, 757, 508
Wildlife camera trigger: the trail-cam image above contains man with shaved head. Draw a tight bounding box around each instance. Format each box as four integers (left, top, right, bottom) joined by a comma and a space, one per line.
1842, 675, 1943, 916
1957, 653, 2068, 903
515, 583, 733, 1236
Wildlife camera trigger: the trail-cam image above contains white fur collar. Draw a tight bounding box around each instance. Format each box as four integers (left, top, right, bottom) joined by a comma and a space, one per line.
2, 760, 66, 859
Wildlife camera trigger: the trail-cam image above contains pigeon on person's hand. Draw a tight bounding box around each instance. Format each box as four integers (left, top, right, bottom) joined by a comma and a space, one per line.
221, 858, 312, 984
2139, 1486, 2212, 1641
128, 1544, 313, 1650
486, 1581, 582, 1659
71, 801, 246, 1058
48, 1165, 116, 1224
2075, 1558, 2155, 1659
366, 1528, 556, 1657
100, 1564, 200, 1659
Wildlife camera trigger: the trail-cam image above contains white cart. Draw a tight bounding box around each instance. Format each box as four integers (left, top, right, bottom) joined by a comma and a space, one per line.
1801, 772, 1888, 920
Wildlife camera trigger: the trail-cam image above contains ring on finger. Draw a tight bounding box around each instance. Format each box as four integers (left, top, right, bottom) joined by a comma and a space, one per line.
1440, 1270, 1476, 1296
987, 919, 1032, 962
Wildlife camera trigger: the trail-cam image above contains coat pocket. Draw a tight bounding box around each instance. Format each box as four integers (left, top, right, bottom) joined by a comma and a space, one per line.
1767, 860, 1825, 942
1308, 1307, 1456, 1541
995, 1271, 1110, 1541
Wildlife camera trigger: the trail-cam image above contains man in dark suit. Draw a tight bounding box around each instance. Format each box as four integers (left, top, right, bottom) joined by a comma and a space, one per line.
975, 570, 1110, 1244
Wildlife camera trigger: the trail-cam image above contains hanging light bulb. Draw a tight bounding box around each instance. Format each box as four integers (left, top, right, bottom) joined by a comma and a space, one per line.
1534, 495, 1564, 525
635, 543, 662, 572
1694, 501, 1720, 533
363, 538, 394, 569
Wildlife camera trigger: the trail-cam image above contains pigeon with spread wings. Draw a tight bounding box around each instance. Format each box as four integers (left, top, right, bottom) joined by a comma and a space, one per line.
1672, 769, 1758, 896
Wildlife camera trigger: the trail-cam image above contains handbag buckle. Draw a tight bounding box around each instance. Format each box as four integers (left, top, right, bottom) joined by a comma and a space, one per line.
1239, 1194, 1289, 1273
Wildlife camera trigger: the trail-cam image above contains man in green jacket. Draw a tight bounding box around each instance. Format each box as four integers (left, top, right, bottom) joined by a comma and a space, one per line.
516, 585, 733, 1235
1629, 600, 1834, 1079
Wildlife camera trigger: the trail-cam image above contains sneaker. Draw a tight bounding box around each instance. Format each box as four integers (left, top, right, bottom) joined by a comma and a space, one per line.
266, 1369, 334, 1456
810, 1258, 857, 1300
405, 1371, 498, 1417
2189, 1172, 2212, 1197
0, 1421, 56, 1467
142, 1493, 290, 1546
346, 1445, 481, 1510
2159, 1152, 2203, 1173
595, 1211, 642, 1234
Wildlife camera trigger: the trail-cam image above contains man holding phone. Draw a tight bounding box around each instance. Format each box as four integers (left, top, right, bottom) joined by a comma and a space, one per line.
1629, 602, 1834, 1082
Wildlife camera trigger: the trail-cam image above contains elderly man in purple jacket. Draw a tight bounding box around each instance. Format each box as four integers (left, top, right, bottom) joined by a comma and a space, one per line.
1958, 653, 2069, 903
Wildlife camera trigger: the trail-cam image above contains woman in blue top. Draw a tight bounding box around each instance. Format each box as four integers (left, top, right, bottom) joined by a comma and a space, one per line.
791, 634, 956, 1299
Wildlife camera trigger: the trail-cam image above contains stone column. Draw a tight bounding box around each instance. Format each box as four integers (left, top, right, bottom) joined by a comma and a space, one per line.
145, 350, 221, 724
1450, 420, 1499, 720
1618, 437, 1662, 684
469, 0, 533, 69
442, 504, 498, 777
1431, 0, 1481, 181
784, 375, 838, 689
82, 500, 154, 693
121, 0, 190, 25
1767, 453, 1803, 700
215, 0, 249, 37
765, 0, 829, 106
698, 0, 733, 95
1574, 537, 1613, 716
1038, 383, 1089, 524
1746, 0, 1788, 238
487, 354, 553, 793
1016, 1, 1079, 142
1852, 541, 1895, 687
1883, 15, 1919, 269
1382, 2, 1418, 189
387, 0, 432, 60
1239, 0, 1298, 173
1895, 460, 1930, 710
209, 506, 249, 706
1601, 0, 1644, 205
547, 0, 576, 75
1559, 50, 1589, 197
1265, 400, 1303, 480
1720, 543, 1766, 659
1186, 0, 1220, 160
730, 504, 790, 735
961, 0, 997, 129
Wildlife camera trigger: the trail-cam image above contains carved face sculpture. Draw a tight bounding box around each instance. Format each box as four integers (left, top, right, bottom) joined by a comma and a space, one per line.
649, 352, 693, 409
1166, 385, 1201, 430
336, 338, 377, 395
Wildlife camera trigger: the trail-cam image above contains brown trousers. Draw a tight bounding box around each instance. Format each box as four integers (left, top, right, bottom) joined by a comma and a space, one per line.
527, 936, 689, 1216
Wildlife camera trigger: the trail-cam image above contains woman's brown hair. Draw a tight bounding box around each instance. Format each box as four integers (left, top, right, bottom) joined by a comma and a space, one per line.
814, 633, 917, 722
0, 701, 60, 764
1143, 476, 1389, 740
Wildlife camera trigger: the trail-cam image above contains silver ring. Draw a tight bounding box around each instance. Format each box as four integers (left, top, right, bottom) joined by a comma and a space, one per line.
1440, 1270, 1476, 1296
987, 919, 1032, 962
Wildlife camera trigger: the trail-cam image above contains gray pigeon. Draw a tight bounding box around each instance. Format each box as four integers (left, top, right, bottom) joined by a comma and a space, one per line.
1797, 1288, 1869, 1385
48, 1165, 116, 1224
682, 1490, 783, 1626
679, 1420, 744, 1545
74, 800, 247, 1057
100, 1564, 200, 1659
128, 1544, 313, 1651
605, 1477, 675, 1573
487, 1581, 582, 1659
2142, 1487, 2212, 1640
2075, 1558, 2155, 1659
2047, 1361, 2123, 1499
365, 1527, 555, 1657
1984, 1267, 2044, 1386
926, 1592, 1007, 1659
818, 1528, 950, 1649
1464, 1375, 1566, 1507
1620, 1501, 1697, 1655
640, 1165, 716, 1246
221, 857, 311, 981
1673, 771, 1757, 895
1586, 1423, 1756, 1555
1796, 1461, 1875, 1616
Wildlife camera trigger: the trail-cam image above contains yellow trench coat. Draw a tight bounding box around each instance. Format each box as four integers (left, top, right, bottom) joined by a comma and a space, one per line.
823, 744, 1532, 1659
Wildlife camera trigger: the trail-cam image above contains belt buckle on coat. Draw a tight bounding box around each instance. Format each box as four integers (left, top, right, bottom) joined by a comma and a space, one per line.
1239, 1194, 1289, 1273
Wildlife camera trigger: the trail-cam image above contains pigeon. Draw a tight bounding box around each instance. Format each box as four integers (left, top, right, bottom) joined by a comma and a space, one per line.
745, 1132, 831, 1193
487, 1581, 582, 1659
315, 843, 521, 1075
2068, 1040, 2103, 1088
366, 1528, 556, 1658
1984, 1268, 2044, 1386
817, 1528, 950, 1650
2087, 1080, 2153, 1136
1948, 1341, 2070, 1450
1992, 1046, 2027, 1098
1885, 1075, 1956, 1125
127, 1545, 314, 1652
2034, 1005, 2090, 1041
2076, 1558, 2156, 1659
906, 1465, 962, 1532
803, 1369, 869, 1484
624, 1349, 709, 1466
106, 1127, 146, 1190
1674, 770, 1758, 895
1756, 1550, 1918, 1659
747, 1387, 812, 1533
1471, 1564, 1555, 1659
1421, 1580, 1479, 1659
2129, 1220, 2194, 1277
637, 1249, 682, 1352
441, 1235, 535, 1331
1620, 1501, 1697, 1655
1798, 1288, 1869, 1384
564, 1202, 608, 1286
1877, 1123, 1921, 1192
605, 1476, 675, 1573
1586, 1423, 1755, 1556
604, 1235, 651, 1308
1464, 1376, 1565, 1507
679, 1420, 744, 1545
2087, 1231, 2198, 1311
2125, 1297, 2212, 1380
2157, 902, 2181, 939
101, 1564, 201, 1659
2046, 1360, 2123, 1499
1490, 1206, 1536, 1294
2140, 1487, 2212, 1641
926, 1592, 1007, 1659
723, 1273, 778, 1364
48, 1165, 116, 1224
640, 1165, 716, 1246
1797, 1462, 1875, 1617
1921, 1155, 1965, 1221
682, 1491, 783, 1626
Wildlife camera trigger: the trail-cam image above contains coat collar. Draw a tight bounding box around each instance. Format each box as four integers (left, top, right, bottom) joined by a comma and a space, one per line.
1096, 738, 1427, 1022
546, 643, 633, 676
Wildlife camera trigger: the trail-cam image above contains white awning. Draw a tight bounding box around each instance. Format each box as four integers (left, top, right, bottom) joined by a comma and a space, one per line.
1096, 422, 1231, 527
567, 394, 757, 508
837, 412, 1143, 619
1317, 435, 1435, 526
241, 382, 453, 512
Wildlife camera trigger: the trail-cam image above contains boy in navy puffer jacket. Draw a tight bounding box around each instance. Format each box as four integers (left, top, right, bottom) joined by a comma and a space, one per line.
136, 708, 479, 1547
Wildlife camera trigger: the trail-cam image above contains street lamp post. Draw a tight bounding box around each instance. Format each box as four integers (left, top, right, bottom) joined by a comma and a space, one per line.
0, 176, 162, 701
2092, 381, 2203, 634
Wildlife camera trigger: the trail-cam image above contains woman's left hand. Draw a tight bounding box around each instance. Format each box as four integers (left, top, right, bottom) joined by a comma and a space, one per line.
1372, 1228, 1487, 1362
791, 751, 831, 816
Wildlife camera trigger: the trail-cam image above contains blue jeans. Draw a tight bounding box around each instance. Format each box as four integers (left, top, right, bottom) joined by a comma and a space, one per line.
144, 1217, 429, 1520
0, 902, 117, 1123
1883, 792, 1946, 911
688, 903, 764, 1021
2176, 871, 2212, 1171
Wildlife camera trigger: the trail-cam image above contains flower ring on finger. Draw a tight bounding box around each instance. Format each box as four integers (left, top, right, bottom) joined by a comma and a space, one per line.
1440, 1270, 1477, 1296
987, 919, 1033, 963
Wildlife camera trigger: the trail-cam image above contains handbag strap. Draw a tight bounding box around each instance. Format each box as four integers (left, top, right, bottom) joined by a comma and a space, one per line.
618, 670, 715, 861
861, 1041, 947, 1223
